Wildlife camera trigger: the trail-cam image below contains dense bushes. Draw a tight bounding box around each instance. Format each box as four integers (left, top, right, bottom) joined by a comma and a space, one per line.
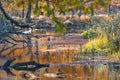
82, 15, 120, 57
82, 36, 109, 55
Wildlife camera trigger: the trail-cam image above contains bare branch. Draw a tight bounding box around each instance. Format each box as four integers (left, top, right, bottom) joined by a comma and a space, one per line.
0, 1, 30, 28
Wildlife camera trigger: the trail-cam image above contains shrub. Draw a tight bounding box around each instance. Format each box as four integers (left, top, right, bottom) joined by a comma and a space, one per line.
111, 51, 120, 58
82, 36, 109, 55
82, 28, 97, 39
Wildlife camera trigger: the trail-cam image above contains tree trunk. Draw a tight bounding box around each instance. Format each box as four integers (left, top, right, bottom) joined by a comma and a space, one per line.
35, 0, 38, 8
26, 0, 32, 23
46, 0, 50, 7
22, 4, 25, 19
107, 5, 111, 15
91, 9, 94, 16
78, 10, 82, 17
90, 3, 94, 16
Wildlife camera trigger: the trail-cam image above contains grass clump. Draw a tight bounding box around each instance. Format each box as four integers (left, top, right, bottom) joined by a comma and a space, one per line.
82, 36, 109, 55
111, 51, 120, 58
82, 28, 97, 39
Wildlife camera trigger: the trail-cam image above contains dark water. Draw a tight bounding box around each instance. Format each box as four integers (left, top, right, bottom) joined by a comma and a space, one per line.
0, 36, 120, 80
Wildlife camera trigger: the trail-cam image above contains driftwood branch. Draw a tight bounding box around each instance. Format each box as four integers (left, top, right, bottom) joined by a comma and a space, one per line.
0, 1, 30, 28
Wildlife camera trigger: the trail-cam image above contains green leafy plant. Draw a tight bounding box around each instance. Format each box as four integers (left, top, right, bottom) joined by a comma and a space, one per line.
82, 36, 109, 55
82, 28, 97, 39
111, 51, 120, 58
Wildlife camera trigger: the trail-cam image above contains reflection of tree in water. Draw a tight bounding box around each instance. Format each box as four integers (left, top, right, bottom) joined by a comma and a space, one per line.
0, 58, 49, 76
108, 64, 120, 79
0, 44, 16, 56
0, 31, 32, 57
24, 40, 41, 62
0, 38, 41, 78
44, 38, 51, 63
0, 31, 42, 62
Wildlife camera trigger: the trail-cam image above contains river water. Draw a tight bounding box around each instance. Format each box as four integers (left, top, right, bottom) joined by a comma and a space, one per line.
0, 33, 120, 80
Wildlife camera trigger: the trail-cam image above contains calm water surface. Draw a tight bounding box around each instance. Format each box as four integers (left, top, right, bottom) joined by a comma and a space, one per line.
0, 34, 120, 80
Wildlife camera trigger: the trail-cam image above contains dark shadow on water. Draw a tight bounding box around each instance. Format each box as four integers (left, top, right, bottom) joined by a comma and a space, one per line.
0, 58, 49, 76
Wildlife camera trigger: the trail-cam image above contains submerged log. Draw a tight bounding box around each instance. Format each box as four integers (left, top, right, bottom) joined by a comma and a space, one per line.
12, 61, 49, 71
0, 59, 49, 76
